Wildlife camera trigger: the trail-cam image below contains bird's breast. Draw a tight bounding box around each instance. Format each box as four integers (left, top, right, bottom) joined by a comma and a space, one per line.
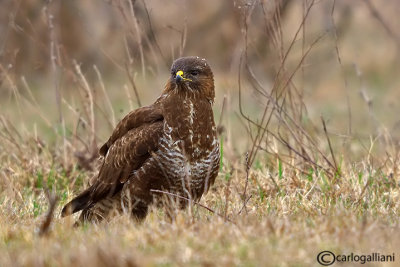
155, 95, 220, 196
154, 120, 220, 196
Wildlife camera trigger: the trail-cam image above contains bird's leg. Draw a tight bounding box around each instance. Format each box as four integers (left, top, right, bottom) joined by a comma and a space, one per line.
131, 200, 149, 222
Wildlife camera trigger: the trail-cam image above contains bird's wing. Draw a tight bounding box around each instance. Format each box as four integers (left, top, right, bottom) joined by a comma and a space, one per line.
61, 121, 164, 216
99, 104, 163, 156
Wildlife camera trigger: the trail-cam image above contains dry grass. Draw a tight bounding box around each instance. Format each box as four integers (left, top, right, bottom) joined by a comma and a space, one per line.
1, 134, 400, 266
1, 0, 400, 266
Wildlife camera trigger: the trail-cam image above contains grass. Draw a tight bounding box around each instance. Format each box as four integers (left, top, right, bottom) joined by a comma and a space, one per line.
2, 0, 400, 266
1, 132, 400, 266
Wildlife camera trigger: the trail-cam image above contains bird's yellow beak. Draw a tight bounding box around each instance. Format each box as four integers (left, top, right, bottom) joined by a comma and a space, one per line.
175, 70, 192, 83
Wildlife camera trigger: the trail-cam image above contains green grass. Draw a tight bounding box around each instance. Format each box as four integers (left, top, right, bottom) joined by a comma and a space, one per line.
1, 133, 399, 266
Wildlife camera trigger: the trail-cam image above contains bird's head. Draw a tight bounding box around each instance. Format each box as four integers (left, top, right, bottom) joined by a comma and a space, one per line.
168, 56, 215, 102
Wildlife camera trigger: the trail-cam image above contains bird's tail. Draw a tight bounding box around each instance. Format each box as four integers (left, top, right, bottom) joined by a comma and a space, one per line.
61, 189, 92, 217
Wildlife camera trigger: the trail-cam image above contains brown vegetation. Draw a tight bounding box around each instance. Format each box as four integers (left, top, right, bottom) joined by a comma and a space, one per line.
1, 0, 400, 266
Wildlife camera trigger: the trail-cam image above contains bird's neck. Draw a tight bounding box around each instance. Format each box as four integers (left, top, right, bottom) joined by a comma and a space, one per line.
162, 91, 217, 159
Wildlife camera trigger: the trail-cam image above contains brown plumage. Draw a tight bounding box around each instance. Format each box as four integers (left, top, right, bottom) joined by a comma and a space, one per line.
62, 56, 220, 223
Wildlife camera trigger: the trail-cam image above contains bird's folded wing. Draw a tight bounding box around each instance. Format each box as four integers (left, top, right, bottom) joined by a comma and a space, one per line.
99, 104, 163, 156
91, 121, 164, 202
62, 121, 163, 216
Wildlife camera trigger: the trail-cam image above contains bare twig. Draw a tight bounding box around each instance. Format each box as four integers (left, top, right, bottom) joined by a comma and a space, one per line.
223, 167, 234, 220
126, 0, 146, 77
39, 187, 59, 236
73, 60, 97, 152
217, 95, 227, 133
240, 0, 320, 169
94, 65, 116, 128
46, 4, 62, 124
124, 84, 134, 111
124, 62, 142, 107
321, 116, 339, 177
150, 189, 236, 224
238, 195, 252, 215
141, 0, 168, 69
179, 0, 188, 57
240, 152, 250, 214
331, 0, 352, 135
363, 0, 400, 51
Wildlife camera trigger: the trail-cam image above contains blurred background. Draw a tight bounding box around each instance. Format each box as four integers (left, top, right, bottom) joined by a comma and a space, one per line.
1, 0, 400, 162
2, 2, 400, 265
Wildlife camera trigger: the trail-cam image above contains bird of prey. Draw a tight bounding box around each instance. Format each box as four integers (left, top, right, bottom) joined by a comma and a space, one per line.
62, 56, 220, 223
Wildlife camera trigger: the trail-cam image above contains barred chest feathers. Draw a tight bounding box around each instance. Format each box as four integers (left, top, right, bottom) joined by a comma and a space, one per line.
156, 93, 220, 198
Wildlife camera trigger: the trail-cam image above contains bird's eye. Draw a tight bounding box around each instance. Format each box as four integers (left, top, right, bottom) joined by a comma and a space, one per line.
190, 70, 199, 76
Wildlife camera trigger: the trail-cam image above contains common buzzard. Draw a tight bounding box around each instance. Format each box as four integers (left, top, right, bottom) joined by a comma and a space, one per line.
62, 56, 220, 223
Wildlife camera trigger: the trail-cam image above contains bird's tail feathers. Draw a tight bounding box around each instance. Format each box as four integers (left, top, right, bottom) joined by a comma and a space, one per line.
61, 189, 92, 217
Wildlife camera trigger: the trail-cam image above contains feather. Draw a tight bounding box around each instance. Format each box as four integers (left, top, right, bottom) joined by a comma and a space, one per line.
62, 57, 220, 224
